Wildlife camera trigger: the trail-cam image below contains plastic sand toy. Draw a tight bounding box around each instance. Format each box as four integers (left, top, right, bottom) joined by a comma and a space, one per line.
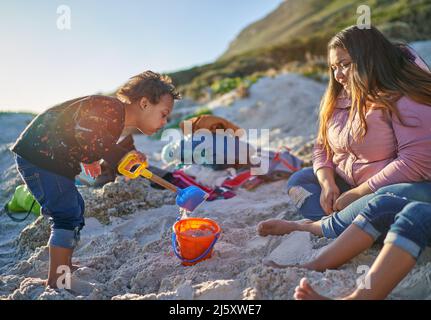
172, 217, 221, 266
118, 153, 208, 212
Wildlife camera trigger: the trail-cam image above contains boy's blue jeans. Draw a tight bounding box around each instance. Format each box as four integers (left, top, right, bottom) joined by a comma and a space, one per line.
353, 195, 431, 259
15, 155, 85, 249
286, 167, 431, 238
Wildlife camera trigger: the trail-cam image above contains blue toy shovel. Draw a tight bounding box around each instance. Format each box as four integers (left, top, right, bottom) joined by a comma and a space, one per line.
118, 153, 209, 212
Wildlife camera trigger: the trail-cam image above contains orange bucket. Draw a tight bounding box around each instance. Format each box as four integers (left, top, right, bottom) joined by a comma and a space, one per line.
172, 217, 221, 266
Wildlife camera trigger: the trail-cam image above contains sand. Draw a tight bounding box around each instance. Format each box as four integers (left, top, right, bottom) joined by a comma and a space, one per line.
1, 69, 431, 300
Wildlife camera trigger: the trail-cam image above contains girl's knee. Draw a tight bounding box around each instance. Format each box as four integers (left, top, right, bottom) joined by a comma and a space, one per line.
358, 195, 407, 225
288, 185, 314, 212
366, 194, 409, 213
368, 194, 396, 206
287, 168, 316, 189
389, 202, 431, 254
395, 202, 431, 226
376, 183, 409, 195
286, 168, 325, 220
376, 182, 431, 203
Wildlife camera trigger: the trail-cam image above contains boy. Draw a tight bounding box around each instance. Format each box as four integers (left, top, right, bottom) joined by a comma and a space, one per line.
11, 71, 180, 288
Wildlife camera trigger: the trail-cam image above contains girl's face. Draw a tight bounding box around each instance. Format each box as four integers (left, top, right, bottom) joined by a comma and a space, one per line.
329, 47, 352, 91
136, 94, 174, 135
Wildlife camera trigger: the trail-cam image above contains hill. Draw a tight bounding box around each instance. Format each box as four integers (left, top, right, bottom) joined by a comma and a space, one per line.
168, 0, 431, 99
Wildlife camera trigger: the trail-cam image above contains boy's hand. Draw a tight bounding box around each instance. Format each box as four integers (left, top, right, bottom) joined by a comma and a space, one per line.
82, 161, 102, 178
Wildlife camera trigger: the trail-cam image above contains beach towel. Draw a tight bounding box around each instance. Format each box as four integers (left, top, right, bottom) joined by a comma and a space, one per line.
222, 147, 303, 190
171, 170, 236, 201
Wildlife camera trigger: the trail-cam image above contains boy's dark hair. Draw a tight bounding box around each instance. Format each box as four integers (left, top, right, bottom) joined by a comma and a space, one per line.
116, 71, 181, 104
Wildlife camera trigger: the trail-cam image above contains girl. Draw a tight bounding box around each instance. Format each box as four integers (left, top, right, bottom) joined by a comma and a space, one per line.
258, 26, 431, 240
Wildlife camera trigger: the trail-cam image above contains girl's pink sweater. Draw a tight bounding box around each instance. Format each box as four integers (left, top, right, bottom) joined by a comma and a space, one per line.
313, 50, 431, 191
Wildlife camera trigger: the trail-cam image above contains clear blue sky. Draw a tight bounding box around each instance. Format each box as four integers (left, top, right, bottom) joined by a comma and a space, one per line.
0, 0, 284, 113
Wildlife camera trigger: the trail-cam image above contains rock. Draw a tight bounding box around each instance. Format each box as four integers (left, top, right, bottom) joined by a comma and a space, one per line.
8, 277, 46, 300
17, 217, 50, 253
263, 231, 313, 267
0, 275, 25, 298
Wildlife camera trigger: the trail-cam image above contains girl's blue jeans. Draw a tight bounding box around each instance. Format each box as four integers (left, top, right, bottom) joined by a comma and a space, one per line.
353, 195, 431, 259
286, 167, 431, 239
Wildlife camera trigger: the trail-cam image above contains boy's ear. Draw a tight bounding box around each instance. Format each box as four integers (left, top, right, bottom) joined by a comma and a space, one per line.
139, 97, 149, 110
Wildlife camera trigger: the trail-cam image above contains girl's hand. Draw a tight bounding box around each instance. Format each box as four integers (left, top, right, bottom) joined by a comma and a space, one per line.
333, 189, 361, 211
334, 183, 372, 211
82, 161, 102, 178
320, 183, 340, 215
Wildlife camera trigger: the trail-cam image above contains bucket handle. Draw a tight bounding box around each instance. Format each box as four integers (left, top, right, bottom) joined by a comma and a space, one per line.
171, 231, 220, 264
2, 200, 36, 223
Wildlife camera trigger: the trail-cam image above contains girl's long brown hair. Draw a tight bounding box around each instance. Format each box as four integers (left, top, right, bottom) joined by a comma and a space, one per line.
317, 25, 431, 154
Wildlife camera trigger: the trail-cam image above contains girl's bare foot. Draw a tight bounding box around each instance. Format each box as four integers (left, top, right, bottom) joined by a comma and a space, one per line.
257, 218, 316, 237
294, 278, 330, 300
263, 259, 298, 268
257, 219, 301, 236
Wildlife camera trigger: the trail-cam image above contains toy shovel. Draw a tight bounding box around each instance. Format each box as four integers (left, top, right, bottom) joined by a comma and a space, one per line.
118, 153, 208, 212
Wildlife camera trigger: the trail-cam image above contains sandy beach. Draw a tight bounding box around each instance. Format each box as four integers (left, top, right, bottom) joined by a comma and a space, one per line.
1, 72, 431, 300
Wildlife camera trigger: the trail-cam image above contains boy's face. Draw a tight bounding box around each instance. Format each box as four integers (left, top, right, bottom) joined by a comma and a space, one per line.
137, 94, 174, 135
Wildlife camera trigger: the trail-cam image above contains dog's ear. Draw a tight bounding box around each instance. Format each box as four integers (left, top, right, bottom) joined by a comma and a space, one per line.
180, 115, 243, 136
209, 122, 223, 130
211, 117, 242, 136
179, 116, 201, 134
196, 115, 238, 130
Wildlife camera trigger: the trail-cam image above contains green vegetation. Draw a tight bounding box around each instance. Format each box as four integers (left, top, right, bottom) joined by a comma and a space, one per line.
210, 75, 261, 95
221, 0, 431, 59
168, 0, 431, 100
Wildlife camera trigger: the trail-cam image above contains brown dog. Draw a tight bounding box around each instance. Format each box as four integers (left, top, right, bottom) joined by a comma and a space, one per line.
180, 115, 243, 136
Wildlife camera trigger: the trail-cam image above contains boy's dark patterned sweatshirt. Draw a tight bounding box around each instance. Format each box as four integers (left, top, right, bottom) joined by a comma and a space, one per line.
11, 95, 130, 179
